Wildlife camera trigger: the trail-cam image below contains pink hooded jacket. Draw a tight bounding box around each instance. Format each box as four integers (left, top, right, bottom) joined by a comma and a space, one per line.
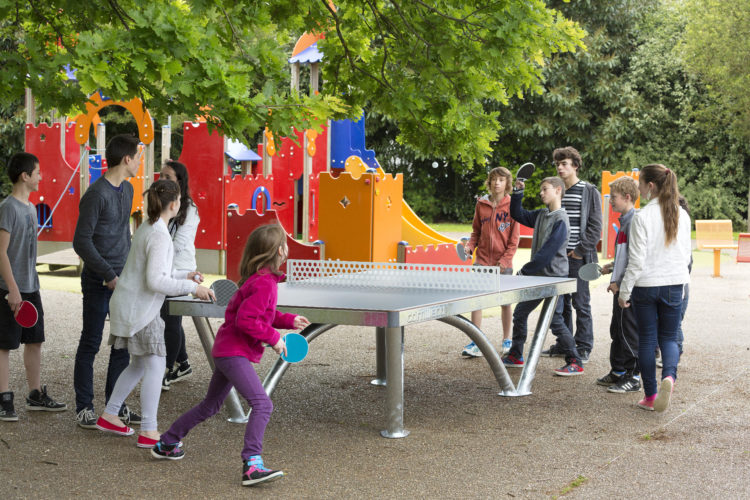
211, 268, 297, 363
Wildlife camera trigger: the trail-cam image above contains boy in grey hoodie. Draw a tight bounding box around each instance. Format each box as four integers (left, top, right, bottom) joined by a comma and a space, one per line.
503, 176, 584, 376
597, 176, 640, 393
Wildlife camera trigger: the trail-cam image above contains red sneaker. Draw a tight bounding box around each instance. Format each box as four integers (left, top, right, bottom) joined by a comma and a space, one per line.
95, 416, 134, 436
637, 396, 655, 411
554, 362, 584, 376
137, 435, 159, 448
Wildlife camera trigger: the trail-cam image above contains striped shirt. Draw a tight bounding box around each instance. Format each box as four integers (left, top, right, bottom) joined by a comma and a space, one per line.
562, 181, 584, 251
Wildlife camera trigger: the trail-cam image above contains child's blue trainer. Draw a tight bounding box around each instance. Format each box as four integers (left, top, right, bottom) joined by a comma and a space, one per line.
242, 456, 284, 486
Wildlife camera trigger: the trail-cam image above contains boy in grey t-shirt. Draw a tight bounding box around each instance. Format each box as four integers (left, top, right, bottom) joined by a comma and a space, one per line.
0, 152, 66, 421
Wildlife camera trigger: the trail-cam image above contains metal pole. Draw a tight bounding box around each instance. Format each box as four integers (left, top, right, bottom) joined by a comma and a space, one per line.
438, 315, 515, 393
381, 326, 409, 438
513, 296, 558, 396
370, 327, 386, 386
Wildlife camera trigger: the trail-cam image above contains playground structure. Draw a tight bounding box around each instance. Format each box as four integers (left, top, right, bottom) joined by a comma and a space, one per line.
24, 35, 469, 275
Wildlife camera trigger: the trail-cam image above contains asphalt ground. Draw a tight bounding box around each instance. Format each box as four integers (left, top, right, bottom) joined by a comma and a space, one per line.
1, 246, 749, 499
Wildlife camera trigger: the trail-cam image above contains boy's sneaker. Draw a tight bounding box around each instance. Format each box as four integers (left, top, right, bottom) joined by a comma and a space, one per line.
541, 345, 565, 357
596, 372, 623, 386
653, 376, 674, 412
170, 361, 193, 383
554, 361, 584, 376
461, 342, 483, 358
501, 354, 524, 368
151, 441, 185, 460
119, 405, 142, 425
26, 385, 67, 411
607, 376, 641, 393
242, 456, 284, 486
76, 407, 97, 429
502, 339, 512, 354
578, 350, 591, 364
161, 369, 173, 392
0, 392, 18, 422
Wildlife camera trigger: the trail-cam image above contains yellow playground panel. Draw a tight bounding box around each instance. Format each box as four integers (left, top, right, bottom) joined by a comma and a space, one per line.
318, 169, 403, 262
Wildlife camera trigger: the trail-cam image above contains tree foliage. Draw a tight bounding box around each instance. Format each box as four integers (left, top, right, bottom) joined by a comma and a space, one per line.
0, 0, 584, 166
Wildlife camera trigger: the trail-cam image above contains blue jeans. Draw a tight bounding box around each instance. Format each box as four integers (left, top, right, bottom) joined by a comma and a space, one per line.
677, 284, 688, 353
631, 284, 683, 397
562, 257, 594, 353
73, 269, 130, 412
511, 296, 580, 363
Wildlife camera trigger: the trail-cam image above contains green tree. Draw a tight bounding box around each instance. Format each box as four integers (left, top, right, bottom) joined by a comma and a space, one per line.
0, 0, 584, 168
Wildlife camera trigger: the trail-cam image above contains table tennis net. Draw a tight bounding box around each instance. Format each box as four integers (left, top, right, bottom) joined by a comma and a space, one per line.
286, 260, 502, 291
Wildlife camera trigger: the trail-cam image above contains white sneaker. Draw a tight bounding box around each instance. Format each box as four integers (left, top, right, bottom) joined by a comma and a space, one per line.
461, 342, 483, 358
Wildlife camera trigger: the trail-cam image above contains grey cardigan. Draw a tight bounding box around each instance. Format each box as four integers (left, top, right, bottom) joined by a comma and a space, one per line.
573, 181, 603, 263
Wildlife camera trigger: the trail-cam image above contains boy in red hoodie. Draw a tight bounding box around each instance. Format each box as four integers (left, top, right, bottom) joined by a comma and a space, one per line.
462, 167, 520, 357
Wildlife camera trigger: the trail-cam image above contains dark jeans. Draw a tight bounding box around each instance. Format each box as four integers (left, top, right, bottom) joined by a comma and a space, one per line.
161, 356, 273, 460
510, 296, 580, 364
73, 269, 130, 412
609, 291, 639, 375
631, 284, 683, 397
160, 300, 188, 370
677, 283, 688, 353
562, 257, 594, 353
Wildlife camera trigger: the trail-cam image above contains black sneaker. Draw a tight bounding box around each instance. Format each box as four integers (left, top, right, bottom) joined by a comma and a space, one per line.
242, 457, 284, 486
169, 362, 193, 384
0, 392, 18, 422
578, 350, 590, 364
119, 405, 142, 425
161, 369, 172, 392
596, 372, 623, 386
541, 345, 565, 357
76, 407, 97, 429
607, 376, 642, 393
26, 385, 67, 411
151, 441, 185, 461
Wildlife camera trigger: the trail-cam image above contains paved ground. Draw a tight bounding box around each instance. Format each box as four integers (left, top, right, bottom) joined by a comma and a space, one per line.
2, 247, 749, 499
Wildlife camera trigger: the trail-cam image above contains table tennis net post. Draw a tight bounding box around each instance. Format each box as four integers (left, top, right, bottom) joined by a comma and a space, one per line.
286, 260, 502, 291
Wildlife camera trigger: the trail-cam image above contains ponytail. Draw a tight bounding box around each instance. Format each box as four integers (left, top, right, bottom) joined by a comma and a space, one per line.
145, 179, 180, 224
640, 164, 680, 245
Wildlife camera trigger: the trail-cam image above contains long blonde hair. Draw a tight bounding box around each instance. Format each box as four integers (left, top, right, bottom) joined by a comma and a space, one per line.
640, 164, 680, 245
237, 224, 286, 286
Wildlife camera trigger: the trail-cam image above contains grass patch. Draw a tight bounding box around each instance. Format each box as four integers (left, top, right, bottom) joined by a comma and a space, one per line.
431, 222, 472, 233
554, 475, 588, 498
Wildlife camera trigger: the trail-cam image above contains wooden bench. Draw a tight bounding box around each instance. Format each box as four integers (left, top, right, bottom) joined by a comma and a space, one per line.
695, 219, 737, 277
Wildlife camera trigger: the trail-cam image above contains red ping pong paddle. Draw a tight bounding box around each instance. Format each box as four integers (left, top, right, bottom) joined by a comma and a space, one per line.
4, 294, 38, 328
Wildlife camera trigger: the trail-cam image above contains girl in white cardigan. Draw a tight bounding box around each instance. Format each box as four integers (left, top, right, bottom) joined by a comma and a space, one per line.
96, 180, 213, 447
619, 164, 691, 413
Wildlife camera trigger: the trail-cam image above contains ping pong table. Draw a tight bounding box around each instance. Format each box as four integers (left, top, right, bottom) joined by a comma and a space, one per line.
170, 260, 576, 438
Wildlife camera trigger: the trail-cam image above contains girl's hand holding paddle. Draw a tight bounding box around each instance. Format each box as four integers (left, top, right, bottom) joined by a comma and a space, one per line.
193, 285, 215, 302
618, 296, 630, 309
515, 179, 525, 191
271, 337, 287, 357
293, 315, 310, 330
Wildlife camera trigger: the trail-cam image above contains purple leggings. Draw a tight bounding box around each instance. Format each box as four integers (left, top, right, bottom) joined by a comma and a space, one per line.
161, 356, 272, 460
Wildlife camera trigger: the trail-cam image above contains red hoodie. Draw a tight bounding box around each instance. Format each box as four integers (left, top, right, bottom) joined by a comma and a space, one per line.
466, 194, 520, 269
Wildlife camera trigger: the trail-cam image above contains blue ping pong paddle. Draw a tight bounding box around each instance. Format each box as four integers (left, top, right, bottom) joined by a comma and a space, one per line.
281, 332, 309, 363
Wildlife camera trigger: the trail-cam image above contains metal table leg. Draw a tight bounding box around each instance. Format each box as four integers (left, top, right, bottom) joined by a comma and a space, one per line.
263, 323, 335, 396
509, 296, 558, 397
438, 315, 515, 394
189, 316, 248, 423
381, 326, 408, 438
370, 327, 387, 386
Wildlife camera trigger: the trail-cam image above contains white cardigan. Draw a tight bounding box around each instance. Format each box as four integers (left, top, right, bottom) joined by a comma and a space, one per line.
171, 203, 199, 272
619, 201, 691, 303
110, 218, 198, 337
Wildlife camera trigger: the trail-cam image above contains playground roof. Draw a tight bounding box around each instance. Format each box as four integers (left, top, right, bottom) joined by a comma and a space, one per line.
289, 42, 323, 64
225, 139, 261, 162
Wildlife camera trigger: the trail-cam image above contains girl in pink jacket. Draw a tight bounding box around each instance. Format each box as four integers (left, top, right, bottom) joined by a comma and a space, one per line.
462, 167, 520, 357
153, 224, 309, 487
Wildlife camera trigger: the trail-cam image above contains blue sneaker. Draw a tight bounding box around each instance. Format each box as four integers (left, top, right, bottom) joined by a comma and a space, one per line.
501, 354, 524, 367
461, 342, 483, 358
502, 339, 512, 353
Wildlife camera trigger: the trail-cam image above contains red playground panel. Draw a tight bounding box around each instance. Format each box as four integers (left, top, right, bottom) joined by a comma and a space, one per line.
738, 233, 750, 263
398, 242, 470, 266
225, 208, 323, 283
